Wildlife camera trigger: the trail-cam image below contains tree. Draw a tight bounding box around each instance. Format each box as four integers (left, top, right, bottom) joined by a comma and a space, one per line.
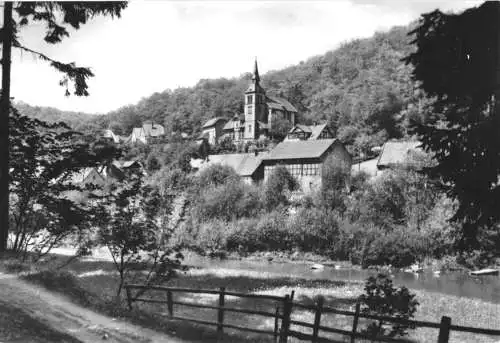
320, 154, 351, 213
262, 165, 298, 209
1, 2, 127, 252
9, 106, 120, 258
403, 2, 500, 247
93, 172, 182, 299
269, 117, 293, 141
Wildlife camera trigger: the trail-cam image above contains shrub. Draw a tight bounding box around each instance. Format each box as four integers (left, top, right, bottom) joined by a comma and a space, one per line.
193, 179, 261, 221
196, 164, 239, 189
320, 155, 351, 213
253, 210, 290, 251
262, 166, 298, 209
195, 220, 229, 254
225, 217, 262, 252
359, 274, 419, 339
287, 208, 341, 253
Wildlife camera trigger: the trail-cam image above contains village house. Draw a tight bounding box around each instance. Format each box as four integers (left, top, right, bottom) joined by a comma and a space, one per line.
192, 138, 352, 193
285, 123, 334, 141
200, 60, 298, 145
261, 139, 352, 193
351, 140, 425, 179
191, 152, 268, 184
376, 140, 424, 170
126, 121, 165, 144
104, 121, 165, 145
199, 117, 228, 145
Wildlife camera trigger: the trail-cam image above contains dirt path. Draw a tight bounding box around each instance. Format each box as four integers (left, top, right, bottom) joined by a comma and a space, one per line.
0, 273, 183, 343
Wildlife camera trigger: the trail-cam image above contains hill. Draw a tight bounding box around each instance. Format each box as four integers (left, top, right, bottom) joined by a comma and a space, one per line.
16, 24, 424, 157
14, 102, 97, 130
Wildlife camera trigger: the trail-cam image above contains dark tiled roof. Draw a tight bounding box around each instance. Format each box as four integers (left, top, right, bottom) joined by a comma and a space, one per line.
377, 140, 422, 167
267, 96, 298, 113
264, 139, 337, 161
202, 117, 228, 128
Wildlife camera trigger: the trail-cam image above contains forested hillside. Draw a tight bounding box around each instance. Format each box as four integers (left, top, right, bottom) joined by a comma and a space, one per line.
17, 24, 426, 157
14, 102, 96, 129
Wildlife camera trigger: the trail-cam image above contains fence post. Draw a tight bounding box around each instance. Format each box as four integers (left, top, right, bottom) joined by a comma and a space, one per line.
125, 286, 133, 311
279, 294, 292, 343
167, 290, 173, 317
350, 302, 361, 343
438, 316, 451, 343
312, 297, 324, 343
274, 305, 280, 343
217, 287, 226, 342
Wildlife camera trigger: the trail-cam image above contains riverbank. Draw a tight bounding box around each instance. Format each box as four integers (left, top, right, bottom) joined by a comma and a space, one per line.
1, 251, 500, 342
202, 249, 478, 274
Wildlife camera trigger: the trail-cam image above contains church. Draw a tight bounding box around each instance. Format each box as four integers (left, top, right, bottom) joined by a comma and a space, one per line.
200, 60, 298, 144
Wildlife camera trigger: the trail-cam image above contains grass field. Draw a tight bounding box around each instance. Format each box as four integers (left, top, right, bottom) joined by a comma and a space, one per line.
1, 252, 499, 343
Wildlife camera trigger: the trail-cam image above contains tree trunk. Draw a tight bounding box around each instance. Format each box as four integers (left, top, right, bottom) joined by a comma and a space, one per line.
0, 2, 13, 253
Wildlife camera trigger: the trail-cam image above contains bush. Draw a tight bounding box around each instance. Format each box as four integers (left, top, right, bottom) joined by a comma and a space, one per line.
262, 166, 298, 209
225, 217, 262, 252
287, 208, 341, 253
359, 274, 419, 339
196, 164, 239, 189
193, 179, 262, 221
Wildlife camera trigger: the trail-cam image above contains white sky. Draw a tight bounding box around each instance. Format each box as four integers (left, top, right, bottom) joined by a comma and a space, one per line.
6, 0, 483, 114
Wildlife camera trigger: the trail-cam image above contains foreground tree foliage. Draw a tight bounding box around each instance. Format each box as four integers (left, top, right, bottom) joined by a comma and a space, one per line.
404, 1, 500, 247
1, 1, 127, 252
92, 173, 183, 299
9, 106, 120, 258
359, 274, 419, 340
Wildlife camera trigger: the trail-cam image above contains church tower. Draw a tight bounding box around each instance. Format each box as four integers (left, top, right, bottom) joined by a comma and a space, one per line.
244, 59, 267, 140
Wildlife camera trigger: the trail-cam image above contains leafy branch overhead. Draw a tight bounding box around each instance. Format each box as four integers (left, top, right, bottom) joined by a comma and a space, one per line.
3, 1, 127, 96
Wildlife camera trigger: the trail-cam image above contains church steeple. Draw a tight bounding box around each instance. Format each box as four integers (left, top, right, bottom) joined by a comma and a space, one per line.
252, 58, 260, 83
244, 58, 266, 140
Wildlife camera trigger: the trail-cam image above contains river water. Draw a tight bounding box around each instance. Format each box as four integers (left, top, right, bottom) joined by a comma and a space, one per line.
51, 247, 500, 304
185, 255, 500, 304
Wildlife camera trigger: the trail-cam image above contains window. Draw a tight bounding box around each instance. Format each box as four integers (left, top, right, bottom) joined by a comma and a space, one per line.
247, 95, 253, 104
247, 106, 253, 115
249, 124, 252, 133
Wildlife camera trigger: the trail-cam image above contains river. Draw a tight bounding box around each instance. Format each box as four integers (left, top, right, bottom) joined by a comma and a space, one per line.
51, 247, 500, 304
185, 255, 500, 304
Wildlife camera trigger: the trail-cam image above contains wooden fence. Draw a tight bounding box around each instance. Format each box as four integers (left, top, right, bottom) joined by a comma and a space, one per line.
125, 284, 500, 343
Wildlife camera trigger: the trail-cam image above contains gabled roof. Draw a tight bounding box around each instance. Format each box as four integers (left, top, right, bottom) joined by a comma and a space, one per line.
202, 117, 228, 129
198, 153, 268, 177
69, 167, 105, 185
309, 124, 329, 140
267, 96, 298, 113
290, 124, 312, 134
142, 122, 165, 137
264, 139, 338, 161
377, 140, 423, 168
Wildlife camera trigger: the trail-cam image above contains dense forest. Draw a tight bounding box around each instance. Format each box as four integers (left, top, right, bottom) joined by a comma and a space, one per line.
15, 23, 427, 158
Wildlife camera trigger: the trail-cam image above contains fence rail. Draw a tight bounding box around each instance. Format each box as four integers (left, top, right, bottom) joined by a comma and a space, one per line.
124, 284, 500, 343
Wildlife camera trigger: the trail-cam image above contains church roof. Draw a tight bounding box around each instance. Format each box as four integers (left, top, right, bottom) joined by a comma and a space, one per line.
264, 139, 338, 161
267, 96, 298, 113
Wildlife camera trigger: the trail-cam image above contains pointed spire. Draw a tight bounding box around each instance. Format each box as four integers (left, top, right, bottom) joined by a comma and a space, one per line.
252, 57, 260, 83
